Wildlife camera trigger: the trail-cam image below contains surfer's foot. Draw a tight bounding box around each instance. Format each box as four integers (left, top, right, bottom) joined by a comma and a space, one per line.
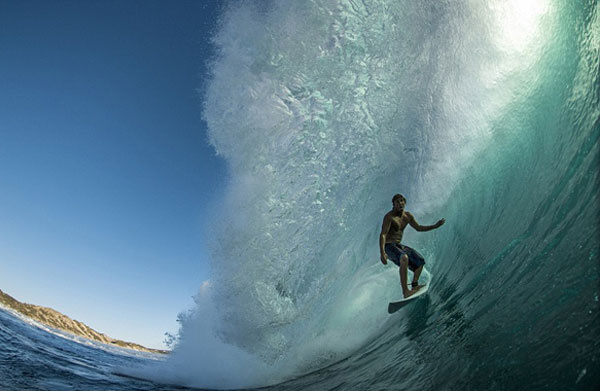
402, 286, 421, 298
411, 281, 425, 289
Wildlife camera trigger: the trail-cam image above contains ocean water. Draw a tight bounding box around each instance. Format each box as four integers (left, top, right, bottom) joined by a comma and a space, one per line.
2, 0, 599, 390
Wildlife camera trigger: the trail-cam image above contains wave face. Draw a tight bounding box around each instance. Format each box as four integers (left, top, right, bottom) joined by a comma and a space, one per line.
137, 0, 599, 389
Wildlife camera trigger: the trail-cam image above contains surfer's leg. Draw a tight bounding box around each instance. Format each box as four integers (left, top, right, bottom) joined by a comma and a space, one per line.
406, 247, 425, 287
399, 255, 416, 298
412, 265, 423, 286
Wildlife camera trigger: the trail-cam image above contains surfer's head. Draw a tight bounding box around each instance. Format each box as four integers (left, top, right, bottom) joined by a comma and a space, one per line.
392, 193, 406, 212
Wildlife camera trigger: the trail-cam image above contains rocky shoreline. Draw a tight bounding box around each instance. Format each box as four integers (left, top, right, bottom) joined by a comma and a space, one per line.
0, 289, 168, 355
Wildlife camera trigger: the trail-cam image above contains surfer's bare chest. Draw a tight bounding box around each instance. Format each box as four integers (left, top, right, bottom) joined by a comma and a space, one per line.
387, 212, 410, 242
390, 214, 409, 232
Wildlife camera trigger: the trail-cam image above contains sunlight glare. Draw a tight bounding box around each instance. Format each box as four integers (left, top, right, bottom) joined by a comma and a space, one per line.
492, 0, 550, 52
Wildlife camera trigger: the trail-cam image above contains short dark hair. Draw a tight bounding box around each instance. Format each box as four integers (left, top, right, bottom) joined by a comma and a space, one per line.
392, 193, 405, 203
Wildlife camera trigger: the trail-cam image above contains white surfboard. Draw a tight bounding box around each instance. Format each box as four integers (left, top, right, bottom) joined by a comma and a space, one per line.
388, 283, 429, 314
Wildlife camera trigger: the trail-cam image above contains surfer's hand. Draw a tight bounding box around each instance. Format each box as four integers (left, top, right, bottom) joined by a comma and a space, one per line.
436, 218, 445, 228
380, 254, 388, 265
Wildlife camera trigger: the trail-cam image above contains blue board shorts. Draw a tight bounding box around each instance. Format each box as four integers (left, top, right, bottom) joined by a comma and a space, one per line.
384, 243, 425, 271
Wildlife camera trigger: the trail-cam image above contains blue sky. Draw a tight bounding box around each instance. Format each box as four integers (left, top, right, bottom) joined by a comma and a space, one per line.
0, 0, 226, 349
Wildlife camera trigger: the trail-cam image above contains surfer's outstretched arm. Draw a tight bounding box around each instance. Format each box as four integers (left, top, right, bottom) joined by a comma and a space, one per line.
408, 213, 445, 232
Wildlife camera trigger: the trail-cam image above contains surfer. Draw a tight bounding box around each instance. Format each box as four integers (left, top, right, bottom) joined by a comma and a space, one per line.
380, 194, 445, 298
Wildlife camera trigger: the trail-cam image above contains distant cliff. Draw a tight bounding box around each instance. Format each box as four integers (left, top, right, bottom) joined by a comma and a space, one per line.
0, 289, 168, 355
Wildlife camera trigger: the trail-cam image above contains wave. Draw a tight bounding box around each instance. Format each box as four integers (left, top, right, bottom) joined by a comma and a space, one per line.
127, 1, 599, 389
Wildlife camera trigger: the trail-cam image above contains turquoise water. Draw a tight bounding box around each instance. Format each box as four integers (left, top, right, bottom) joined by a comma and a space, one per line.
2, 0, 598, 390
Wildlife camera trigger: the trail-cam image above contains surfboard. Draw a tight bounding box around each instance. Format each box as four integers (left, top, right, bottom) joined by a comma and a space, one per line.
387, 283, 429, 314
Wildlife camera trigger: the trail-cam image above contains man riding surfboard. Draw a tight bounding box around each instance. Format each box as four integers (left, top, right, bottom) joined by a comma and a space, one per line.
380, 193, 445, 298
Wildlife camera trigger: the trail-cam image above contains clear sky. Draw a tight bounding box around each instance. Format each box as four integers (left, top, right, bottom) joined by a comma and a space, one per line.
0, 0, 226, 349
